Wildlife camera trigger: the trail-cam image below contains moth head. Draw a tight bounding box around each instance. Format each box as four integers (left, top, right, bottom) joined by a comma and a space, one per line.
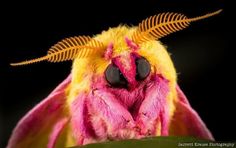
97, 36, 175, 90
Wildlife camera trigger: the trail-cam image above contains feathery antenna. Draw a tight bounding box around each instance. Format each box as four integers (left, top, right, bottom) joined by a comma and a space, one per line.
10, 36, 105, 66
132, 9, 222, 44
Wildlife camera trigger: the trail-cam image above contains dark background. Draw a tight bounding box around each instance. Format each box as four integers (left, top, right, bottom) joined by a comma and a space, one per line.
0, 0, 234, 147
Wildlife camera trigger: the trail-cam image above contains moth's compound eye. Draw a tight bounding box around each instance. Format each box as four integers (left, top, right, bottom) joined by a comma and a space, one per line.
105, 64, 128, 88
135, 57, 151, 80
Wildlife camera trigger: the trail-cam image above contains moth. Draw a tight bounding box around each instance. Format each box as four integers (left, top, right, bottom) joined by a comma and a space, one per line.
8, 9, 222, 148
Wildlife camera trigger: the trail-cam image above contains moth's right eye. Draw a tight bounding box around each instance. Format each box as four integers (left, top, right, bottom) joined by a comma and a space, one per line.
105, 64, 128, 88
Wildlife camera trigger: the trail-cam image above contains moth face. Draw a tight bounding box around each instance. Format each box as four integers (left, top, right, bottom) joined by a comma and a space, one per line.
71, 26, 177, 108
105, 52, 151, 90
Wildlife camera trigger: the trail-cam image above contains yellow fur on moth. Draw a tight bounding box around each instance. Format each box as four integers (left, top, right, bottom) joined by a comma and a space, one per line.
67, 26, 177, 124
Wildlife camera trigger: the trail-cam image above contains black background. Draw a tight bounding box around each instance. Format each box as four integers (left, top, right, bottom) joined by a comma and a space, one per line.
0, 0, 235, 147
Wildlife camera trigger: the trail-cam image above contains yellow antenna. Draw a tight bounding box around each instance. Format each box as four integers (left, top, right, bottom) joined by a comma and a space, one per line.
132, 9, 222, 44
10, 36, 105, 66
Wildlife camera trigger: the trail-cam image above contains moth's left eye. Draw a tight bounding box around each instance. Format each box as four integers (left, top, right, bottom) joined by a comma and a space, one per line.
135, 57, 151, 80
105, 64, 128, 88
